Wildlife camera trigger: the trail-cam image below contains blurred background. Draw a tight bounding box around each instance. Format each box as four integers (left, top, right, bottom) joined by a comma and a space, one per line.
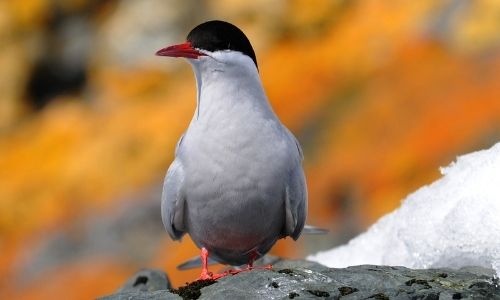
0, 0, 499, 298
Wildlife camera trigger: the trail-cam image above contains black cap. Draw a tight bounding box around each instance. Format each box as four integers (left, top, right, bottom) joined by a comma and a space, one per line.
187, 20, 258, 69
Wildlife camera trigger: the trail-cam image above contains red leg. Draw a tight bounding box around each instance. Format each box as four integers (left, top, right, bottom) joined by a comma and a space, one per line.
197, 247, 233, 280
247, 251, 256, 269
246, 251, 272, 271
198, 247, 213, 280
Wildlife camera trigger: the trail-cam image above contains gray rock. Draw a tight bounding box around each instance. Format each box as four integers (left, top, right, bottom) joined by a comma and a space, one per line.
117, 269, 171, 293
100, 260, 500, 300
99, 269, 178, 300
100, 290, 180, 300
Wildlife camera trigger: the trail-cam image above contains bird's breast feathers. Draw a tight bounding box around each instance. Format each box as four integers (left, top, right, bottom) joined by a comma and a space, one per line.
179, 117, 295, 196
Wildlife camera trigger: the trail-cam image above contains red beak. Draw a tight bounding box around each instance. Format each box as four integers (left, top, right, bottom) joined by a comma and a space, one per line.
155, 42, 206, 59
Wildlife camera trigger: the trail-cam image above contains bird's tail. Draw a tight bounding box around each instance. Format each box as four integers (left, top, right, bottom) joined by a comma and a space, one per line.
302, 224, 329, 235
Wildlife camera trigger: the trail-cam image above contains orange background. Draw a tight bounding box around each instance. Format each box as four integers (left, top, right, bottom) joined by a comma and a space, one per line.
1, 1, 499, 299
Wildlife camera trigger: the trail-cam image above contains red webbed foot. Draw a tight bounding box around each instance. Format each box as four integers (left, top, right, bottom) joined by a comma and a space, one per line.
197, 249, 273, 280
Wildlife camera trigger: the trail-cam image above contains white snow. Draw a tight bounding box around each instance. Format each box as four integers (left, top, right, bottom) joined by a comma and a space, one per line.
308, 142, 500, 276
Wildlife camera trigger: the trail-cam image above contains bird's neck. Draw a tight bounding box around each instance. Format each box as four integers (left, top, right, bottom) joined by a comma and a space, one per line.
190, 63, 273, 123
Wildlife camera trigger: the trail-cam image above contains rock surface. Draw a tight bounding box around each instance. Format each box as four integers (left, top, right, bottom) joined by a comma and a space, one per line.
100, 260, 500, 300
117, 269, 172, 293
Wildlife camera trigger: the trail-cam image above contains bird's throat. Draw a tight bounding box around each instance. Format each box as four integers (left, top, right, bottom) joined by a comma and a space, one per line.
193, 69, 268, 122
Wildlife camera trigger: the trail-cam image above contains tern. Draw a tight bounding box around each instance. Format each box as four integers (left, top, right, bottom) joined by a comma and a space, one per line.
156, 20, 308, 280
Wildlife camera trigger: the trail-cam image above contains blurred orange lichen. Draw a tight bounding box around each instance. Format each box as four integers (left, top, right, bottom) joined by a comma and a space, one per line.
0, 1, 500, 299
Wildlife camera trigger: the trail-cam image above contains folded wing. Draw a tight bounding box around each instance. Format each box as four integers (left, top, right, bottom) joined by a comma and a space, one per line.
161, 159, 186, 240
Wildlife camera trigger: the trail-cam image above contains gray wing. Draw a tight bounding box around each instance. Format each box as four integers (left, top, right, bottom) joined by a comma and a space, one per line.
283, 134, 307, 240
161, 154, 187, 240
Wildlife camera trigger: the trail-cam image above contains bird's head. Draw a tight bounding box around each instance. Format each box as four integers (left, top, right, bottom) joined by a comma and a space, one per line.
156, 20, 258, 75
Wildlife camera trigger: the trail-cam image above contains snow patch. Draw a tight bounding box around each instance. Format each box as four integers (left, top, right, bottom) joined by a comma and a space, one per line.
308, 142, 500, 276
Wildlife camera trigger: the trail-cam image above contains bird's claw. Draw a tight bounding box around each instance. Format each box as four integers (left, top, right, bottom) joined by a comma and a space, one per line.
198, 270, 214, 281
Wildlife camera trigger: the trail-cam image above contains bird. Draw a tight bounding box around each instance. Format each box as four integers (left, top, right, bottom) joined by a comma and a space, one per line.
156, 20, 307, 280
